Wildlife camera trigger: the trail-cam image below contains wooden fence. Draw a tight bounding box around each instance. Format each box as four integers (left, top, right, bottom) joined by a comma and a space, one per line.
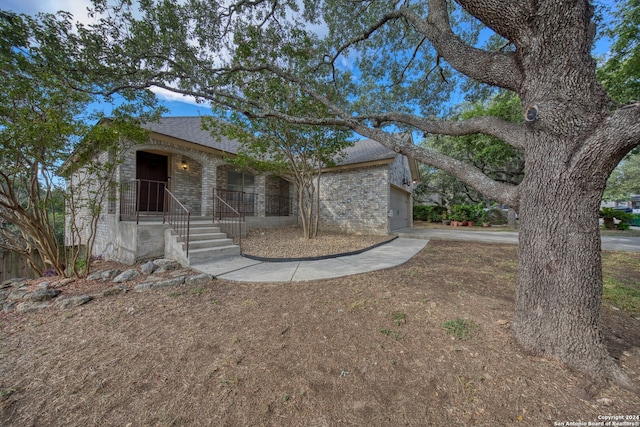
0, 249, 36, 283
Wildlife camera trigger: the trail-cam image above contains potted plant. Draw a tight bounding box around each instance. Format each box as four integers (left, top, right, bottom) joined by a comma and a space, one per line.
449, 212, 462, 226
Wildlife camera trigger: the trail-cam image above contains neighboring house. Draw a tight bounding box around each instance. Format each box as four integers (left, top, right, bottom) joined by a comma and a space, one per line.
66, 116, 419, 266
601, 195, 640, 214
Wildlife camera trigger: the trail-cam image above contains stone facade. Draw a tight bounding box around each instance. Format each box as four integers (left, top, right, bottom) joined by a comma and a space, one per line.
318, 153, 414, 235
318, 165, 390, 235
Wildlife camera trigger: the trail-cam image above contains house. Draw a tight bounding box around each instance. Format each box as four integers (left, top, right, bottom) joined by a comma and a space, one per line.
67, 116, 419, 266
601, 195, 640, 214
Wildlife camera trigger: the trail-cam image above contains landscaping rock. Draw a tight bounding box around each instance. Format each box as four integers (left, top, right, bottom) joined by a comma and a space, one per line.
7, 289, 29, 301
153, 258, 176, 266
112, 269, 139, 283
102, 285, 128, 297
133, 282, 153, 292
51, 278, 75, 289
151, 276, 185, 289
1, 278, 27, 289
24, 289, 61, 302
57, 295, 93, 309
88, 269, 122, 281
187, 274, 214, 286
103, 269, 121, 280
155, 262, 179, 273
87, 271, 104, 281
141, 261, 156, 275
16, 301, 50, 313
35, 282, 50, 289
3, 301, 16, 313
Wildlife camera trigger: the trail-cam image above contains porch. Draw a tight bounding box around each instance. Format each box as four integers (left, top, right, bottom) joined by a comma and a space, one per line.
115, 179, 296, 266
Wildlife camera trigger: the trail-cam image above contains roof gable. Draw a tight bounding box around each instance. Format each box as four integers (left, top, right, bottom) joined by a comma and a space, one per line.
142, 116, 241, 154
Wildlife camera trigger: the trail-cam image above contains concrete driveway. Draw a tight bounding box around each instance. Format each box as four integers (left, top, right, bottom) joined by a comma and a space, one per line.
395, 227, 640, 252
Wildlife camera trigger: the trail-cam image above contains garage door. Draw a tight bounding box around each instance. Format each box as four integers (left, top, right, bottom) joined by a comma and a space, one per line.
390, 186, 410, 231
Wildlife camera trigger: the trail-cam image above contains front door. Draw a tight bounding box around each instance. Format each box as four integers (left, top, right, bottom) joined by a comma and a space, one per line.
136, 151, 168, 212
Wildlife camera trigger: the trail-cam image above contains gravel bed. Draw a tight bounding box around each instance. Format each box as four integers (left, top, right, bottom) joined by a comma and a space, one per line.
240, 227, 394, 258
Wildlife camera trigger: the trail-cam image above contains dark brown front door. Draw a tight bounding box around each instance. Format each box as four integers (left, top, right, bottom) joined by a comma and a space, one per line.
136, 151, 168, 212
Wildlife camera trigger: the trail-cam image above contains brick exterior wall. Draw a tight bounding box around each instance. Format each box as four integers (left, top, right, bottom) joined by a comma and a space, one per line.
317, 154, 414, 235
170, 154, 203, 215
66, 151, 115, 248
318, 165, 390, 235
117, 139, 226, 218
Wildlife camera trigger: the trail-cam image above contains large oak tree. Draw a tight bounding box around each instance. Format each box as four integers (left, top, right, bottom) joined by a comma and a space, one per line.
72, 0, 640, 387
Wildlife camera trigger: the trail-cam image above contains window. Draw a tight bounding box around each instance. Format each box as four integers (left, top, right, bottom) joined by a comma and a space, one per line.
227, 171, 254, 192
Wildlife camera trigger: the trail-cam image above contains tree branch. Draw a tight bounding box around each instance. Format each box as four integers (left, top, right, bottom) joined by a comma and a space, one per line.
455, 0, 530, 42
360, 112, 526, 149
570, 103, 640, 180
346, 124, 520, 209
400, 0, 523, 92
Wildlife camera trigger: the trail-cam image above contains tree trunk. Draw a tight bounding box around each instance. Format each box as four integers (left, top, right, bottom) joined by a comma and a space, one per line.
507, 208, 518, 228
513, 137, 632, 387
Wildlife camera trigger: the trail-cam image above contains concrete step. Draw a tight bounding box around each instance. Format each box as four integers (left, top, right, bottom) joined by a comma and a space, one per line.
188, 238, 235, 250
188, 245, 241, 264
188, 232, 228, 241
190, 226, 222, 234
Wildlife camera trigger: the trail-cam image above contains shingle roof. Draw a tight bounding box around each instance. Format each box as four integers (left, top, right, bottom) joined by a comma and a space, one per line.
143, 117, 410, 167
336, 138, 397, 166
142, 116, 241, 154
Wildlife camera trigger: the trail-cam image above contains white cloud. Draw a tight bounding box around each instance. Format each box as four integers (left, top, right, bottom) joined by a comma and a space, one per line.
4, 0, 95, 24
150, 86, 203, 106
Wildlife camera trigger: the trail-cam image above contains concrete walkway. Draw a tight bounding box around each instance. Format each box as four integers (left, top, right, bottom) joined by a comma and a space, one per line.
191, 227, 640, 283
395, 227, 640, 252
192, 237, 428, 283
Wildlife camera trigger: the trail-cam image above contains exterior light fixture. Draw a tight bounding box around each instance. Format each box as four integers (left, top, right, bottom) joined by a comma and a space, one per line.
181, 160, 188, 171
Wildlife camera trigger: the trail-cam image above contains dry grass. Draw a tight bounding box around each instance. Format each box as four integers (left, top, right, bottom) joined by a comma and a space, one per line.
1, 240, 639, 426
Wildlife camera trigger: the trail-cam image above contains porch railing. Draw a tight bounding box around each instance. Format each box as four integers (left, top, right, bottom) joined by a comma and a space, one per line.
120, 179, 191, 256
120, 179, 167, 222
215, 189, 255, 216
213, 189, 244, 250
214, 189, 291, 217
265, 194, 291, 216
164, 188, 191, 257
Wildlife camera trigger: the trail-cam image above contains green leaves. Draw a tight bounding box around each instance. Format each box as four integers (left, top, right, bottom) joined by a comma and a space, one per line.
603, 151, 640, 202
597, 0, 640, 103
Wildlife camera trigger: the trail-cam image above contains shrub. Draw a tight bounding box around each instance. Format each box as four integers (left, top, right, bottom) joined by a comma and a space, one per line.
486, 208, 507, 225
450, 204, 480, 223
413, 205, 447, 222
599, 207, 635, 230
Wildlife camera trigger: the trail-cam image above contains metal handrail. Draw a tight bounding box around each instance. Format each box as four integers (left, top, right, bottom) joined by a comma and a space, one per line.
213, 189, 243, 251
120, 179, 167, 223
164, 188, 191, 257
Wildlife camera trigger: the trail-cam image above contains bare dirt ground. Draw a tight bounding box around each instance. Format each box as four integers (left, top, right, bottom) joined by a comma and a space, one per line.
1, 234, 640, 426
